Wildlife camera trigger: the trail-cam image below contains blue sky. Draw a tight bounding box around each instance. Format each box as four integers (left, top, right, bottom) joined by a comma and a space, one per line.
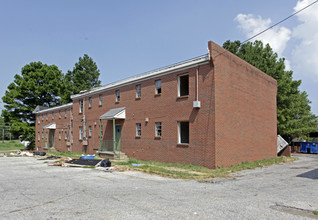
1, 0, 318, 117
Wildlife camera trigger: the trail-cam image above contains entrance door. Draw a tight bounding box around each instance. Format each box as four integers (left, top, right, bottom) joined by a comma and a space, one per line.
115, 125, 121, 151
49, 130, 55, 148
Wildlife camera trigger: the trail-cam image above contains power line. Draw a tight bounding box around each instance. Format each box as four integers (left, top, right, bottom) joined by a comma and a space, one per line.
241, 0, 318, 44
215, 0, 318, 59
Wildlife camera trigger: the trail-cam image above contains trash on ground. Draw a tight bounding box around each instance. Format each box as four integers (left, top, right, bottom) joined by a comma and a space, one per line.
33, 152, 46, 156
80, 154, 95, 160
64, 159, 101, 167
39, 155, 62, 160
96, 166, 116, 172
100, 159, 111, 167
20, 151, 33, 157
131, 163, 144, 167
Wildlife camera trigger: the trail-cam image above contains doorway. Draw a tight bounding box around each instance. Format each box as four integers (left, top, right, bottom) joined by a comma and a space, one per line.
115, 125, 121, 152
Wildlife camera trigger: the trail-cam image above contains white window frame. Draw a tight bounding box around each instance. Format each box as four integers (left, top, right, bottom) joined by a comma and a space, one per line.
79, 126, 83, 140
155, 122, 162, 137
178, 74, 189, 97
89, 126, 92, 137
136, 123, 141, 137
136, 84, 141, 98
79, 100, 83, 113
116, 90, 120, 102
99, 95, 103, 106
155, 80, 161, 94
88, 97, 92, 108
178, 121, 189, 144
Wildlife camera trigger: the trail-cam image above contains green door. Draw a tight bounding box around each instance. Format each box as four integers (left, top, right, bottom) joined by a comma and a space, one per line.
115, 125, 121, 151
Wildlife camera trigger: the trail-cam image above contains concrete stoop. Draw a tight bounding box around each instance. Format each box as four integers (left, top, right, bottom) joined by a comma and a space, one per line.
99, 151, 129, 162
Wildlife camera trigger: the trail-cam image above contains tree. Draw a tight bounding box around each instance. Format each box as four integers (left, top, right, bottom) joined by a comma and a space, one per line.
223, 40, 318, 138
1, 62, 64, 148
62, 54, 101, 103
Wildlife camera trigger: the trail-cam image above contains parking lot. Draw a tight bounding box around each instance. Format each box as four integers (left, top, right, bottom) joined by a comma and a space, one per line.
0, 154, 317, 219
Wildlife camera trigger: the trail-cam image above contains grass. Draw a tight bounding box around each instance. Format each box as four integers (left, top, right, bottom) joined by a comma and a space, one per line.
314, 210, 318, 215
0, 140, 25, 153
113, 157, 296, 180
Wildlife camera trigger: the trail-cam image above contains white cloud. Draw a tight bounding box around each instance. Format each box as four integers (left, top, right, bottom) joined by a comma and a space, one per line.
235, 13, 291, 58
292, 0, 318, 81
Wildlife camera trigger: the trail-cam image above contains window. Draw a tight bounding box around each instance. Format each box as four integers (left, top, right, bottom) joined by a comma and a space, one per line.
115, 90, 120, 102
65, 131, 67, 140
155, 122, 162, 137
136, 123, 141, 137
178, 121, 189, 144
41, 115, 43, 121
59, 131, 61, 140
89, 97, 92, 108
59, 111, 61, 119
38, 116, 40, 124
79, 100, 83, 113
65, 109, 67, 118
136, 84, 141, 98
89, 126, 92, 137
155, 80, 161, 94
79, 126, 83, 140
46, 113, 48, 120
38, 132, 40, 141
99, 95, 103, 106
52, 112, 54, 119
178, 74, 189, 96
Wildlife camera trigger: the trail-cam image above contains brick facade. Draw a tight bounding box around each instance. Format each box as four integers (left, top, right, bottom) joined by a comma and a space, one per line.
34, 41, 277, 169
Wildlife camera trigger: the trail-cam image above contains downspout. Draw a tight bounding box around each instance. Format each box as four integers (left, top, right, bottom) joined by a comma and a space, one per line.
99, 119, 102, 151
193, 66, 201, 108
113, 118, 116, 153
196, 67, 199, 101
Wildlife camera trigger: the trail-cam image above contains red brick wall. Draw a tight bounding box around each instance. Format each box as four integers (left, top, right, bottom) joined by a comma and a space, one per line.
35, 106, 72, 152
208, 41, 277, 167
71, 63, 216, 168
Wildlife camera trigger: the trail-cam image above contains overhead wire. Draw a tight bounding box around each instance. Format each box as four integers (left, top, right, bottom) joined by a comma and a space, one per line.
214, 0, 318, 59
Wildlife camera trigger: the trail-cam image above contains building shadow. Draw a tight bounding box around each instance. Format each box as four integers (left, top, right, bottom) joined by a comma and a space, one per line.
296, 169, 318, 179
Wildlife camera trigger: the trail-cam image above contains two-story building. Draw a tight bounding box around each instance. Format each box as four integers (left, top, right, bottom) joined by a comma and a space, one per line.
34, 41, 277, 169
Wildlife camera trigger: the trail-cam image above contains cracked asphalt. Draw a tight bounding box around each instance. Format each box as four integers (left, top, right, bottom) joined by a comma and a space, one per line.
0, 154, 317, 219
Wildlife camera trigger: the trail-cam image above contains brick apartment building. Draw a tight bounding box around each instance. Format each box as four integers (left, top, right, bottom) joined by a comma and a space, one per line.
33, 41, 277, 169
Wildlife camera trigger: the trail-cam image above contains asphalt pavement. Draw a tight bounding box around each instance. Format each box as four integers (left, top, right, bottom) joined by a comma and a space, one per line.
0, 154, 317, 219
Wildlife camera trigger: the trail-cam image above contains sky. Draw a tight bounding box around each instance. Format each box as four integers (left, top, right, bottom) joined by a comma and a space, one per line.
1, 0, 318, 116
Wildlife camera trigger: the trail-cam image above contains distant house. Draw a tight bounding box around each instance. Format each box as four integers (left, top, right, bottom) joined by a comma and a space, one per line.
33, 41, 277, 169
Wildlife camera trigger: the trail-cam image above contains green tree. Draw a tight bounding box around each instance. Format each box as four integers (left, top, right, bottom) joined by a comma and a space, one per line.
62, 54, 101, 103
223, 40, 318, 138
1, 62, 64, 148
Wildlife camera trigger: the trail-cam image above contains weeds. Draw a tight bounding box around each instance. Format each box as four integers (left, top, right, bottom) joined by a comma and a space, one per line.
113, 157, 296, 180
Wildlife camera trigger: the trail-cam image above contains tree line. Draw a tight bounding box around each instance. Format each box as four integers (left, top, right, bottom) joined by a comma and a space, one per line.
1, 54, 101, 148
2, 41, 318, 149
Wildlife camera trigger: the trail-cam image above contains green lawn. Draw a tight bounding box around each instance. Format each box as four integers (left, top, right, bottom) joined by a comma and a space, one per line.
0, 140, 25, 153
